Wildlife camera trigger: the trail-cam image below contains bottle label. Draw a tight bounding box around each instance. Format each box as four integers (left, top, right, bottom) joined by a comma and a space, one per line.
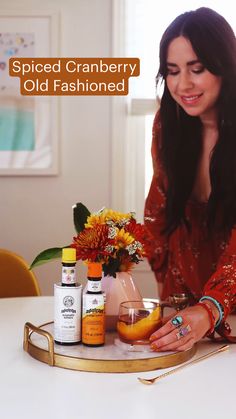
54, 283, 82, 343
61, 266, 76, 285
82, 293, 105, 345
87, 279, 102, 293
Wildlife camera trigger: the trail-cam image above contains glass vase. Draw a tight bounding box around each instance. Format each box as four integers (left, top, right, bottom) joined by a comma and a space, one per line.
101, 271, 142, 331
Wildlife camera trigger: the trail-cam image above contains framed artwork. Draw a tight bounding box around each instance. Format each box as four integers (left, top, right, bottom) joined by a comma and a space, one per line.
0, 11, 59, 175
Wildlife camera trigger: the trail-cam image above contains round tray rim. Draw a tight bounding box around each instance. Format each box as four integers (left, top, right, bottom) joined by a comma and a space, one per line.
24, 321, 197, 373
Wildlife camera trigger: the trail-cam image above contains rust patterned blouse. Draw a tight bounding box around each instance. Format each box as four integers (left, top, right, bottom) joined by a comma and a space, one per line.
144, 112, 236, 321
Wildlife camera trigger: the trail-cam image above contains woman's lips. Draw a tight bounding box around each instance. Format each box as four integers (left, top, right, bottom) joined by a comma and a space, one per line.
180, 94, 203, 105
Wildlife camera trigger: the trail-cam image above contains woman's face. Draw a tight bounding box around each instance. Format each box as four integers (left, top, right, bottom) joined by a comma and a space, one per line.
166, 36, 222, 122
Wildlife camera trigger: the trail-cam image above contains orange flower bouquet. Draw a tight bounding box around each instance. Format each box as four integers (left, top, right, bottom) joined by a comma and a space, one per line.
30, 203, 149, 277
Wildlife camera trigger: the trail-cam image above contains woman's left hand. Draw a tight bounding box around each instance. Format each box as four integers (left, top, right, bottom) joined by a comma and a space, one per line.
149, 305, 211, 351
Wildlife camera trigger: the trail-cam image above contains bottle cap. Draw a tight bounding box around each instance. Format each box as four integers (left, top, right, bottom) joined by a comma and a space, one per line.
88, 262, 102, 278
62, 248, 76, 263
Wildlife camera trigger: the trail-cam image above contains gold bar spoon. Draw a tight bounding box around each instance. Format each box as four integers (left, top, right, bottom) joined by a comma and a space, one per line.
138, 344, 229, 385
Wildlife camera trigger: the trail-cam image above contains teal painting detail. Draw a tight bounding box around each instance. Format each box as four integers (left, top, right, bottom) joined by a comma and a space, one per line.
0, 108, 35, 151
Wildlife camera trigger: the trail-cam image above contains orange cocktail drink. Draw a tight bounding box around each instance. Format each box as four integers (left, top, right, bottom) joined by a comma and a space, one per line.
117, 300, 162, 344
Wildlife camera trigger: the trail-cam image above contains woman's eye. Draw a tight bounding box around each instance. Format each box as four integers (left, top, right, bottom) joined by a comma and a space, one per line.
192, 67, 205, 74
167, 69, 179, 76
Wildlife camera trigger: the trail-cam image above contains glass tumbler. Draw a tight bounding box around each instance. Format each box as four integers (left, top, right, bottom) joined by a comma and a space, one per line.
117, 299, 162, 345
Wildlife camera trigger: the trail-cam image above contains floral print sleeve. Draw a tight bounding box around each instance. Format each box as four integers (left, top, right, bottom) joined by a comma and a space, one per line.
145, 111, 236, 329
203, 229, 236, 317
144, 112, 168, 283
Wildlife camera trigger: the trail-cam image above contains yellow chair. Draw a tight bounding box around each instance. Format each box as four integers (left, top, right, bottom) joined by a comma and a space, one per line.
0, 249, 41, 298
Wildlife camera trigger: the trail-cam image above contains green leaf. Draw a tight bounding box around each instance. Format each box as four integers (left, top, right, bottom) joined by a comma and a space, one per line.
30, 247, 65, 270
73, 202, 90, 234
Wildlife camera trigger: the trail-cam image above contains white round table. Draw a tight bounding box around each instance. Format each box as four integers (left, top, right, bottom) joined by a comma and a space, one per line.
0, 296, 235, 419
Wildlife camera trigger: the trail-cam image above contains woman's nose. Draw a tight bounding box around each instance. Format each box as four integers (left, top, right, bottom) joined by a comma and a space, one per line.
178, 73, 194, 90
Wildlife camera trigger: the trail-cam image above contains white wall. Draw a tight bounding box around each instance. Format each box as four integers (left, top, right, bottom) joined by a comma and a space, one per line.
1, 0, 158, 298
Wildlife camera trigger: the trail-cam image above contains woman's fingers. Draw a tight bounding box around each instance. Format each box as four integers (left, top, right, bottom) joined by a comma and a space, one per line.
150, 325, 192, 351
149, 305, 212, 352
149, 315, 179, 342
151, 336, 194, 352
150, 313, 185, 342
150, 330, 179, 350
149, 310, 198, 351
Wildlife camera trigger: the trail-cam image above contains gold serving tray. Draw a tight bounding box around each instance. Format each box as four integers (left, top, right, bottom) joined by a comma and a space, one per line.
23, 321, 196, 373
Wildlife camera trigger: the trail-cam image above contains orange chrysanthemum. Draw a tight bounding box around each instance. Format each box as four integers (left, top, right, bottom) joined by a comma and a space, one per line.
72, 224, 113, 261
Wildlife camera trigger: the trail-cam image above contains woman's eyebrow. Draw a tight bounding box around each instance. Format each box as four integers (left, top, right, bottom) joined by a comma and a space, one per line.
167, 59, 201, 67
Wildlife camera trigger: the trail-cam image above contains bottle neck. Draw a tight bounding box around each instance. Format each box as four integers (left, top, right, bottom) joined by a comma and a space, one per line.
61, 263, 76, 286
87, 277, 102, 293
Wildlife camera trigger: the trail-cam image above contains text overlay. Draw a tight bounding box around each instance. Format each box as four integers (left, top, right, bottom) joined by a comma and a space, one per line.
9, 57, 140, 96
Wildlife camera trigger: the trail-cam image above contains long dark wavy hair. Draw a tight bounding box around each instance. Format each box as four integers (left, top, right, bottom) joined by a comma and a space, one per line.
156, 7, 236, 235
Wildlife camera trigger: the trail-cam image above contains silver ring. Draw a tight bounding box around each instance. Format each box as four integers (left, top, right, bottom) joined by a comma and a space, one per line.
171, 315, 183, 328
176, 325, 191, 340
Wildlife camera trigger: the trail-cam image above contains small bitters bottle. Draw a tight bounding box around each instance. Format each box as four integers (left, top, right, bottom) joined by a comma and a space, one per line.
61, 248, 77, 286
54, 248, 82, 345
82, 262, 105, 347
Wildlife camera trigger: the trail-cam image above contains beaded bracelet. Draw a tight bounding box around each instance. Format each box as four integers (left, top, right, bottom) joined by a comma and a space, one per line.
199, 296, 224, 328
196, 302, 215, 335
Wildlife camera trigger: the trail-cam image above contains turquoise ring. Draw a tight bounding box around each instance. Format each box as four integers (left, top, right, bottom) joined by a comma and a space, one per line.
171, 316, 183, 328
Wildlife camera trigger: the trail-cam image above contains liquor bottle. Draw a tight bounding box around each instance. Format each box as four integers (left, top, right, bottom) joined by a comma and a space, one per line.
82, 262, 105, 347
54, 248, 82, 345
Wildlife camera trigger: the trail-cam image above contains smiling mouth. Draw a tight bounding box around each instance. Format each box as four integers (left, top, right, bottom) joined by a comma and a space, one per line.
181, 94, 203, 104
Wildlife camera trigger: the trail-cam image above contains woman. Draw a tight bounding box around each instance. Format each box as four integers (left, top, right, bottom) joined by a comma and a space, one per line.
145, 7, 236, 351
